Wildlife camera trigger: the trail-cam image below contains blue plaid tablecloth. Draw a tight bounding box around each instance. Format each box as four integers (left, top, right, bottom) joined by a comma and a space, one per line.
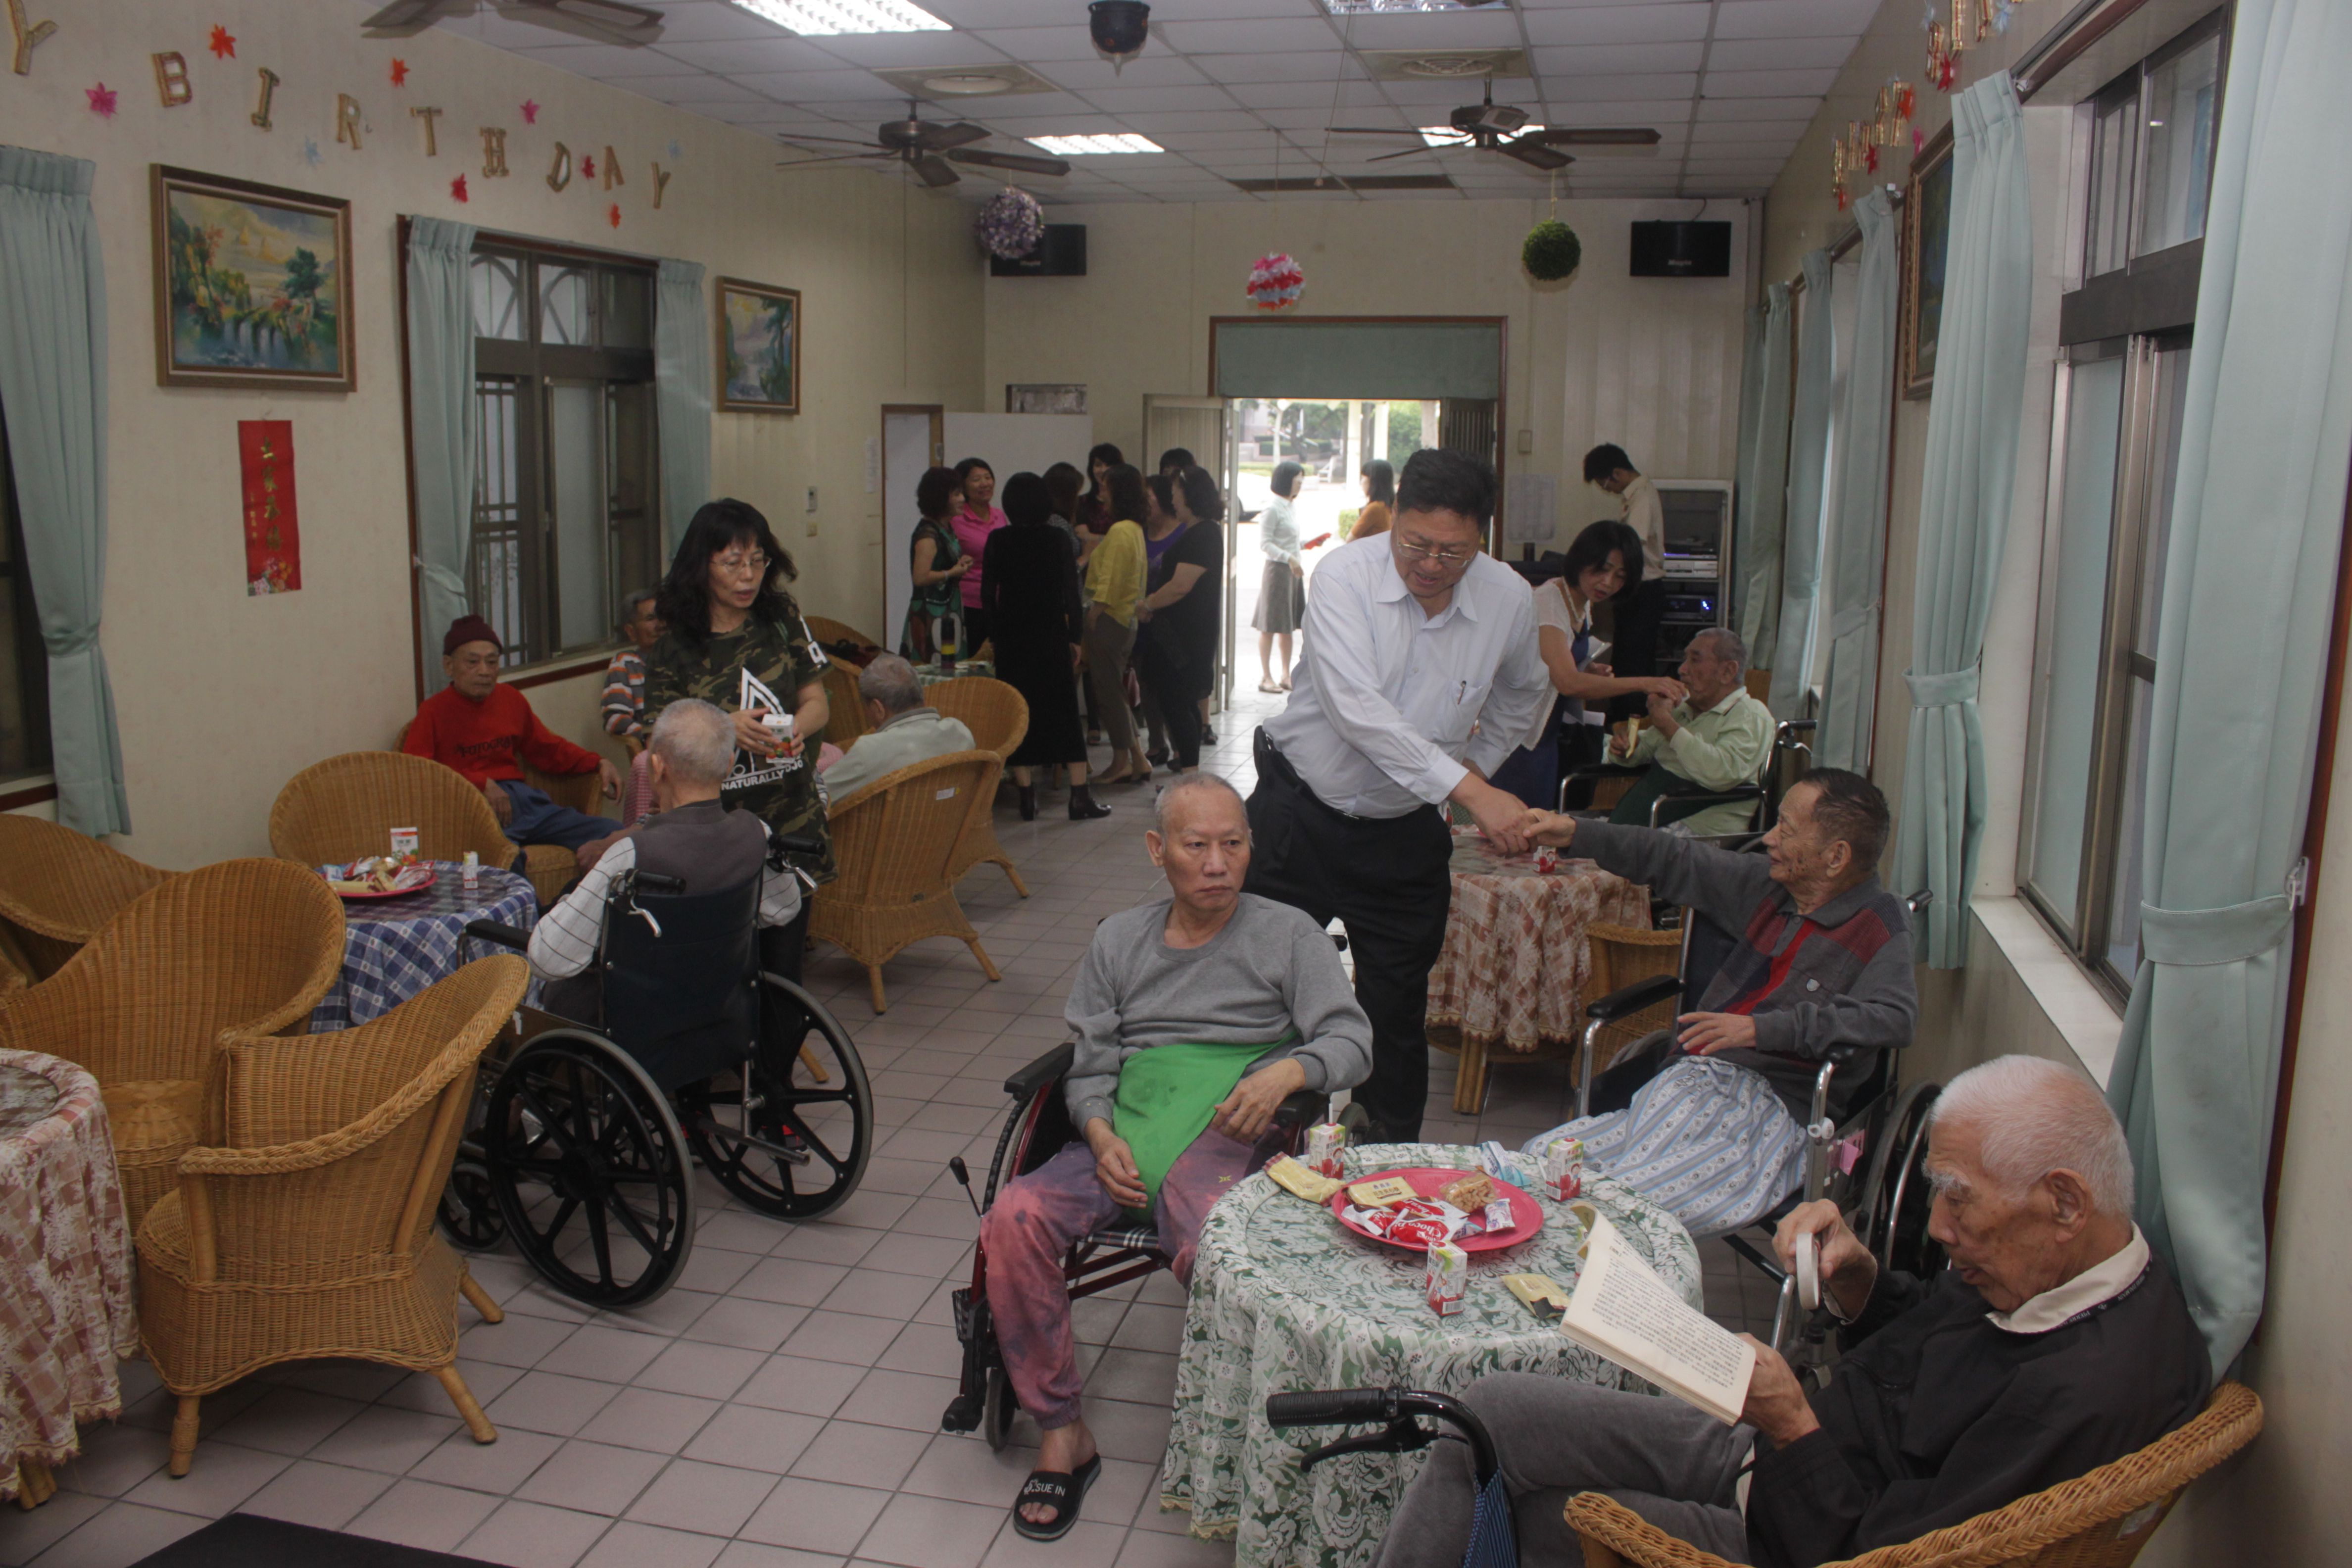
310, 862, 538, 1031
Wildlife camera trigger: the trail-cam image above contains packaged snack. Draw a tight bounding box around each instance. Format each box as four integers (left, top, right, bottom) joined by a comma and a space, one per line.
1425, 1242, 1468, 1317
1346, 1176, 1419, 1209
1303, 1122, 1347, 1179
1481, 1197, 1516, 1236
1541, 1136, 1585, 1202
1500, 1272, 1568, 1319
1264, 1155, 1343, 1205
462, 850, 481, 893
1533, 845, 1560, 874
390, 826, 420, 858
1439, 1172, 1496, 1213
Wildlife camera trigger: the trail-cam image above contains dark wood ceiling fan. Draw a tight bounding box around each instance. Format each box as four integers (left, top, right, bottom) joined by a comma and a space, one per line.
774, 102, 1071, 189
361, 0, 665, 48
1326, 78, 1659, 174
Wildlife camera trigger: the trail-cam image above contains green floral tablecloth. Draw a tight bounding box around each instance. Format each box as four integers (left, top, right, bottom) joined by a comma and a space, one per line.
1160, 1141, 1701, 1568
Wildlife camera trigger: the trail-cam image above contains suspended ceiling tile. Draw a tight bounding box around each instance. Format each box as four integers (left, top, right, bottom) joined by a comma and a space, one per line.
1520, 4, 1715, 47
979, 112, 1132, 136
1076, 84, 1242, 112
807, 32, 1016, 69
1540, 98, 1696, 125
604, 72, 773, 104
1154, 18, 1347, 54
921, 0, 1097, 25
1225, 81, 1377, 112
1701, 67, 1843, 98
1319, 9, 1526, 49
503, 42, 706, 77
1033, 56, 1213, 90
1527, 42, 1707, 75
1711, 0, 1884, 39
634, 1, 794, 45
657, 37, 837, 74
1538, 72, 1701, 102
960, 26, 1113, 63
1145, 0, 1328, 17
1184, 51, 1369, 85
1694, 96, 1826, 121
729, 69, 897, 102
1704, 34, 1871, 71
1115, 109, 1272, 132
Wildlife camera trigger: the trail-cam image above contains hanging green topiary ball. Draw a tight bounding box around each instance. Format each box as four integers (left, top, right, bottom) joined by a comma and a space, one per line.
1523, 219, 1582, 281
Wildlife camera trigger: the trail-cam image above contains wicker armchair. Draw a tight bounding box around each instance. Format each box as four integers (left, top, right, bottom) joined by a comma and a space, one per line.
811, 749, 1006, 1013
517, 755, 612, 905
138, 956, 530, 1478
271, 750, 514, 871
0, 815, 170, 982
806, 615, 882, 656
821, 659, 871, 749
923, 678, 1032, 898
1567, 1382, 2263, 1568
0, 860, 346, 1230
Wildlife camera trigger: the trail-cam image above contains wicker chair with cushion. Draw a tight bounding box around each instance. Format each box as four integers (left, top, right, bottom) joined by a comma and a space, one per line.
1566, 1381, 2262, 1568
271, 750, 514, 871
923, 677, 1032, 899
138, 955, 531, 1477
516, 755, 613, 905
0, 815, 170, 982
0, 860, 347, 1230
811, 749, 1006, 1014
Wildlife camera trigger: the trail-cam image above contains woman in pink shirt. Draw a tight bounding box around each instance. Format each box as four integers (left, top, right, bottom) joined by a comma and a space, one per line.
952, 457, 1009, 652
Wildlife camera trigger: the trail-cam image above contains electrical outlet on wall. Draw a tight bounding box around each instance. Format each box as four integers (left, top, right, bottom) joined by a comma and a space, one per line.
805, 486, 819, 513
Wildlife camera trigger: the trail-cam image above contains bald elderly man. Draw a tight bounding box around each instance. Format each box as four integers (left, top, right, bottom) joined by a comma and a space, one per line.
1378, 1055, 2209, 1568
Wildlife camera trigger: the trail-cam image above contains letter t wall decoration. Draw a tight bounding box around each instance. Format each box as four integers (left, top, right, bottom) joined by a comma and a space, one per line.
412, 105, 442, 155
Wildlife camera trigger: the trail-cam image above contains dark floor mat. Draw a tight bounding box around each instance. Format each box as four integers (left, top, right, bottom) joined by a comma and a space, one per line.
130, 1513, 498, 1567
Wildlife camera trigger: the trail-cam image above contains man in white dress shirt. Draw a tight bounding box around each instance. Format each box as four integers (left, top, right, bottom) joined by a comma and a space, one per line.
1245, 448, 1550, 1142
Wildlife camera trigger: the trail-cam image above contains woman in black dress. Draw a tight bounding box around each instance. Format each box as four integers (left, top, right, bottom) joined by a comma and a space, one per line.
982, 472, 1112, 823
1133, 466, 1225, 775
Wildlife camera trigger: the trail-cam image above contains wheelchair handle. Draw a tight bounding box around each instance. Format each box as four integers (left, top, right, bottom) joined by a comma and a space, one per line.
465, 920, 532, 951
1267, 1388, 1501, 1487
631, 871, 687, 896
770, 832, 824, 860
1268, 1389, 1395, 1428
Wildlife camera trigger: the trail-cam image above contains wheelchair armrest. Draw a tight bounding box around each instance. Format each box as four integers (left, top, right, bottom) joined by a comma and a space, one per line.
465, 920, 532, 950
1273, 1088, 1327, 1130
1565, 763, 1648, 782
1585, 972, 1682, 1023
1003, 1042, 1077, 1102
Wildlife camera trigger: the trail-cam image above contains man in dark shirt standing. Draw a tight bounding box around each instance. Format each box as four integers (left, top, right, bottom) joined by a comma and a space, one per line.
1375, 1054, 2210, 1568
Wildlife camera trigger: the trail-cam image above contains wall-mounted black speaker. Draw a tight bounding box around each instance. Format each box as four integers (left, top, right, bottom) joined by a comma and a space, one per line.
990, 225, 1088, 278
1629, 221, 1732, 278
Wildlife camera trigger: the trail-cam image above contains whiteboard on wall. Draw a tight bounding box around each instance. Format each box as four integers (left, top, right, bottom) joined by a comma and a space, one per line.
880, 413, 1095, 646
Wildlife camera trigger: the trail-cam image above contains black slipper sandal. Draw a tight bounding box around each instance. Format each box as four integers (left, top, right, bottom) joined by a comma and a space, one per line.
1011, 1455, 1103, 1542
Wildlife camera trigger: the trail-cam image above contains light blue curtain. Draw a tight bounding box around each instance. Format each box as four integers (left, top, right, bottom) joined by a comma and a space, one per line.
404, 216, 478, 690
655, 258, 712, 558
0, 147, 128, 835
1890, 75, 2033, 967
2107, 0, 2352, 1376
1769, 250, 1836, 718
1732, 304, 1765, 556
1816, 191, 1899, 774
1734, 285, 1793, 661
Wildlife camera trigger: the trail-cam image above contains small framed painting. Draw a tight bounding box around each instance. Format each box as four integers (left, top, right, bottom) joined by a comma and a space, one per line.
716, 277, 801, 414
1900, 127, 1955, 400
151, 166, 354, 392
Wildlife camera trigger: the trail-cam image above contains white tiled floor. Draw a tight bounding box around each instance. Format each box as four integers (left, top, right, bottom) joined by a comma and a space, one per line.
4, 686, 1783, 1568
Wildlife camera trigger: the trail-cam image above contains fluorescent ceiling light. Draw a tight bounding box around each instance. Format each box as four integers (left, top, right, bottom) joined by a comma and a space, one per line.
1420, 123, 1541, 145
1327, 0, 1493, 13
726, 0, 949, 36
1026, 133, 1164, 155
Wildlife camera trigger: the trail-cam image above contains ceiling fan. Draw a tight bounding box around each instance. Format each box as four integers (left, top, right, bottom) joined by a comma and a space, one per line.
360, 0, 665, 48
1327, 79, 1659, 174
774, 104, 1072, 189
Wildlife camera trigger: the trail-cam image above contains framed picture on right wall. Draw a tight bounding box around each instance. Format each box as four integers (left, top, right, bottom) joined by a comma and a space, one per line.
1902, 125, 1955, 399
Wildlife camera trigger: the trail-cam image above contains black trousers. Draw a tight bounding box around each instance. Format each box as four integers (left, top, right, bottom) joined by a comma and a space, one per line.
1605, 578, 1668, 725
1243, 730, 1453, 1142
1133, 629, 1210, 770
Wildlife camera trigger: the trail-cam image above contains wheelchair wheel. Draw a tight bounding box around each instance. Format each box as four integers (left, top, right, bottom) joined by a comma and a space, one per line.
1855, 1080, 1942, 1280
981, 1364, 1016, 1452
436, 1154, 505, 1252
484, 1030, 696, 1307
679, 973, 873, 1220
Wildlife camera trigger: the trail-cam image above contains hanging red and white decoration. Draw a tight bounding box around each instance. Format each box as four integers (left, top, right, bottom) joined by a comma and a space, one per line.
1245, 252, 1304, 311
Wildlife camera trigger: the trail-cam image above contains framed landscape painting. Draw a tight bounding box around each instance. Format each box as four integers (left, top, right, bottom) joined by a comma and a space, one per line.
151, 166, 353, 392
1901, 128, 1954, 400
717, 277, 800, 414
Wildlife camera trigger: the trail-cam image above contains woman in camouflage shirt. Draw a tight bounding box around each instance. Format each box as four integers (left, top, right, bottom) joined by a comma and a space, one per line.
645, 499, 833, 977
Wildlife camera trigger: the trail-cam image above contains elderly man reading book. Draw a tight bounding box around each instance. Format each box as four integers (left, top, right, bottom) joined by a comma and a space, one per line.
981, 773, 1371, 1543
1377, 1055, 2210, 1568
1517, 769, 1917, 1238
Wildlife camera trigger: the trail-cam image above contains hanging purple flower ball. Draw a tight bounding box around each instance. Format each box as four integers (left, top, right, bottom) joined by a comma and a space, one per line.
976, 188, 1047, 260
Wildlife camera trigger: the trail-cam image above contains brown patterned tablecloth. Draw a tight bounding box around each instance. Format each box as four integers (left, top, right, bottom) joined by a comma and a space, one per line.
1423, 829, 1651, 1056
0, 1049, 138, 1502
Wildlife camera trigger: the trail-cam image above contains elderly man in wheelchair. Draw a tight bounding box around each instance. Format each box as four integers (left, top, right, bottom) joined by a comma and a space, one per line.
967, 773, 1371, 1541
1516, 768, 1918, 1241
1371, 1056, 2210, 1568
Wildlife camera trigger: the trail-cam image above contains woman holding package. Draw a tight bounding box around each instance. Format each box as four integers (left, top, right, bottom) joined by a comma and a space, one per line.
982, 473, 1111, 822
1085, 464, 1152, 785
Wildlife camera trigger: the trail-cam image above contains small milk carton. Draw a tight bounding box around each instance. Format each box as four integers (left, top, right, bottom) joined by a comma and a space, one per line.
1541, 1136, 1585, 1202
1303, 1122, 1348, 1180
390, 826, 420, 859
462, 850, 481, 894
1425, 1241, 1468, 1318
1533, 845, 1560, 874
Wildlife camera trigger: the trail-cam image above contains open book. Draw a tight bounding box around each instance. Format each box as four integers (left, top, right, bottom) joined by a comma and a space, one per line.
1561, 1213, 1758, 1425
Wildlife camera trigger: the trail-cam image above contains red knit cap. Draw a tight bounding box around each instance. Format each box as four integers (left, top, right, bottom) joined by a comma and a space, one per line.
443, 614, 503, 656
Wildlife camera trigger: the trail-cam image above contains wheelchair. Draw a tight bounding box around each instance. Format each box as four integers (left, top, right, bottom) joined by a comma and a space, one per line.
1564, 717, 1816, 832
437, 833, 873, 1308
938, 1038, 1329, 1449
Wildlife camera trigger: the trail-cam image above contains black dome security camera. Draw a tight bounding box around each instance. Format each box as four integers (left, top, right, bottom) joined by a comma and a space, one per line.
1088, 1, 1150, 67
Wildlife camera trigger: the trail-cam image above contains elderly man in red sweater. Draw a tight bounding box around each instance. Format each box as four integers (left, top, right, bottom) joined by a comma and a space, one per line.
404, 615, 622, 852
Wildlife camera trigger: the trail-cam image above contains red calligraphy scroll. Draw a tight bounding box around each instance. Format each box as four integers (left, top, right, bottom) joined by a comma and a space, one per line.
239, 419, 301, 595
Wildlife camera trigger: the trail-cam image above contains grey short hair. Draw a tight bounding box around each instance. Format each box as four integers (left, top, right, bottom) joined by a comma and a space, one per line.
858, 654, 926, 716
649, 698, 736, 786
1153, 773, 1249, 838
1930, 1055, 2135, 1217
617, 587, 657, 628
1690, 627, 1747, 673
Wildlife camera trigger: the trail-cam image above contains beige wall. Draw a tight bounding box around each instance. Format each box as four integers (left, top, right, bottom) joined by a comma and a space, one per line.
0, 0, 982, 869
982, 196, 1754, 544
1765, 2, 2350, 1562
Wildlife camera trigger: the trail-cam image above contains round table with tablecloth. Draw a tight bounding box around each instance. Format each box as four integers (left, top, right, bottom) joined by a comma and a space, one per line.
0, 1049, 138, 1507
1160, 1140, 1701, 1568
310, 862, 538, 1031
911, 659, 994, 688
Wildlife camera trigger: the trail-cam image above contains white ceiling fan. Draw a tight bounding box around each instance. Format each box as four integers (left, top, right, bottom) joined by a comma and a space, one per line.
360, 0, 666, 48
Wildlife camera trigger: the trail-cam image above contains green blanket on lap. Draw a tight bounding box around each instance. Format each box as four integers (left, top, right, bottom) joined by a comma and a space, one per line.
1112, 1037, 1293, 1215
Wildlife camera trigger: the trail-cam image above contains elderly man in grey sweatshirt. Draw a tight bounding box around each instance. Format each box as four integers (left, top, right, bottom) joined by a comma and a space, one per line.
981, 772, 1370, 1543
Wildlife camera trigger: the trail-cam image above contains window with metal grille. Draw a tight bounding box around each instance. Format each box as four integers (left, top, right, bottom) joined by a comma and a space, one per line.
463, 241, 660, 668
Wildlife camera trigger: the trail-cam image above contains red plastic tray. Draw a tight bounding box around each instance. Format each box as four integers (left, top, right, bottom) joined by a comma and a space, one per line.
329, 867, 438, 901
1328, 1166, 1541, 1254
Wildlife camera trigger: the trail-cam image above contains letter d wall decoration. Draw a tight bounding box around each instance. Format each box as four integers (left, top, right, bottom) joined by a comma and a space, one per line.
546, 141, 572, 192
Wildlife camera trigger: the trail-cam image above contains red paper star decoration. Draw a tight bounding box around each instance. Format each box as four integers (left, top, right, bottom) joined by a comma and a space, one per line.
86, 82, 118, 117
391, 58, 409, 87
209, 25, 236, 59
451, 173, 469, 203
607, 203, 621, 228
581, 153, 596, 179
521, 99, 539, 124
